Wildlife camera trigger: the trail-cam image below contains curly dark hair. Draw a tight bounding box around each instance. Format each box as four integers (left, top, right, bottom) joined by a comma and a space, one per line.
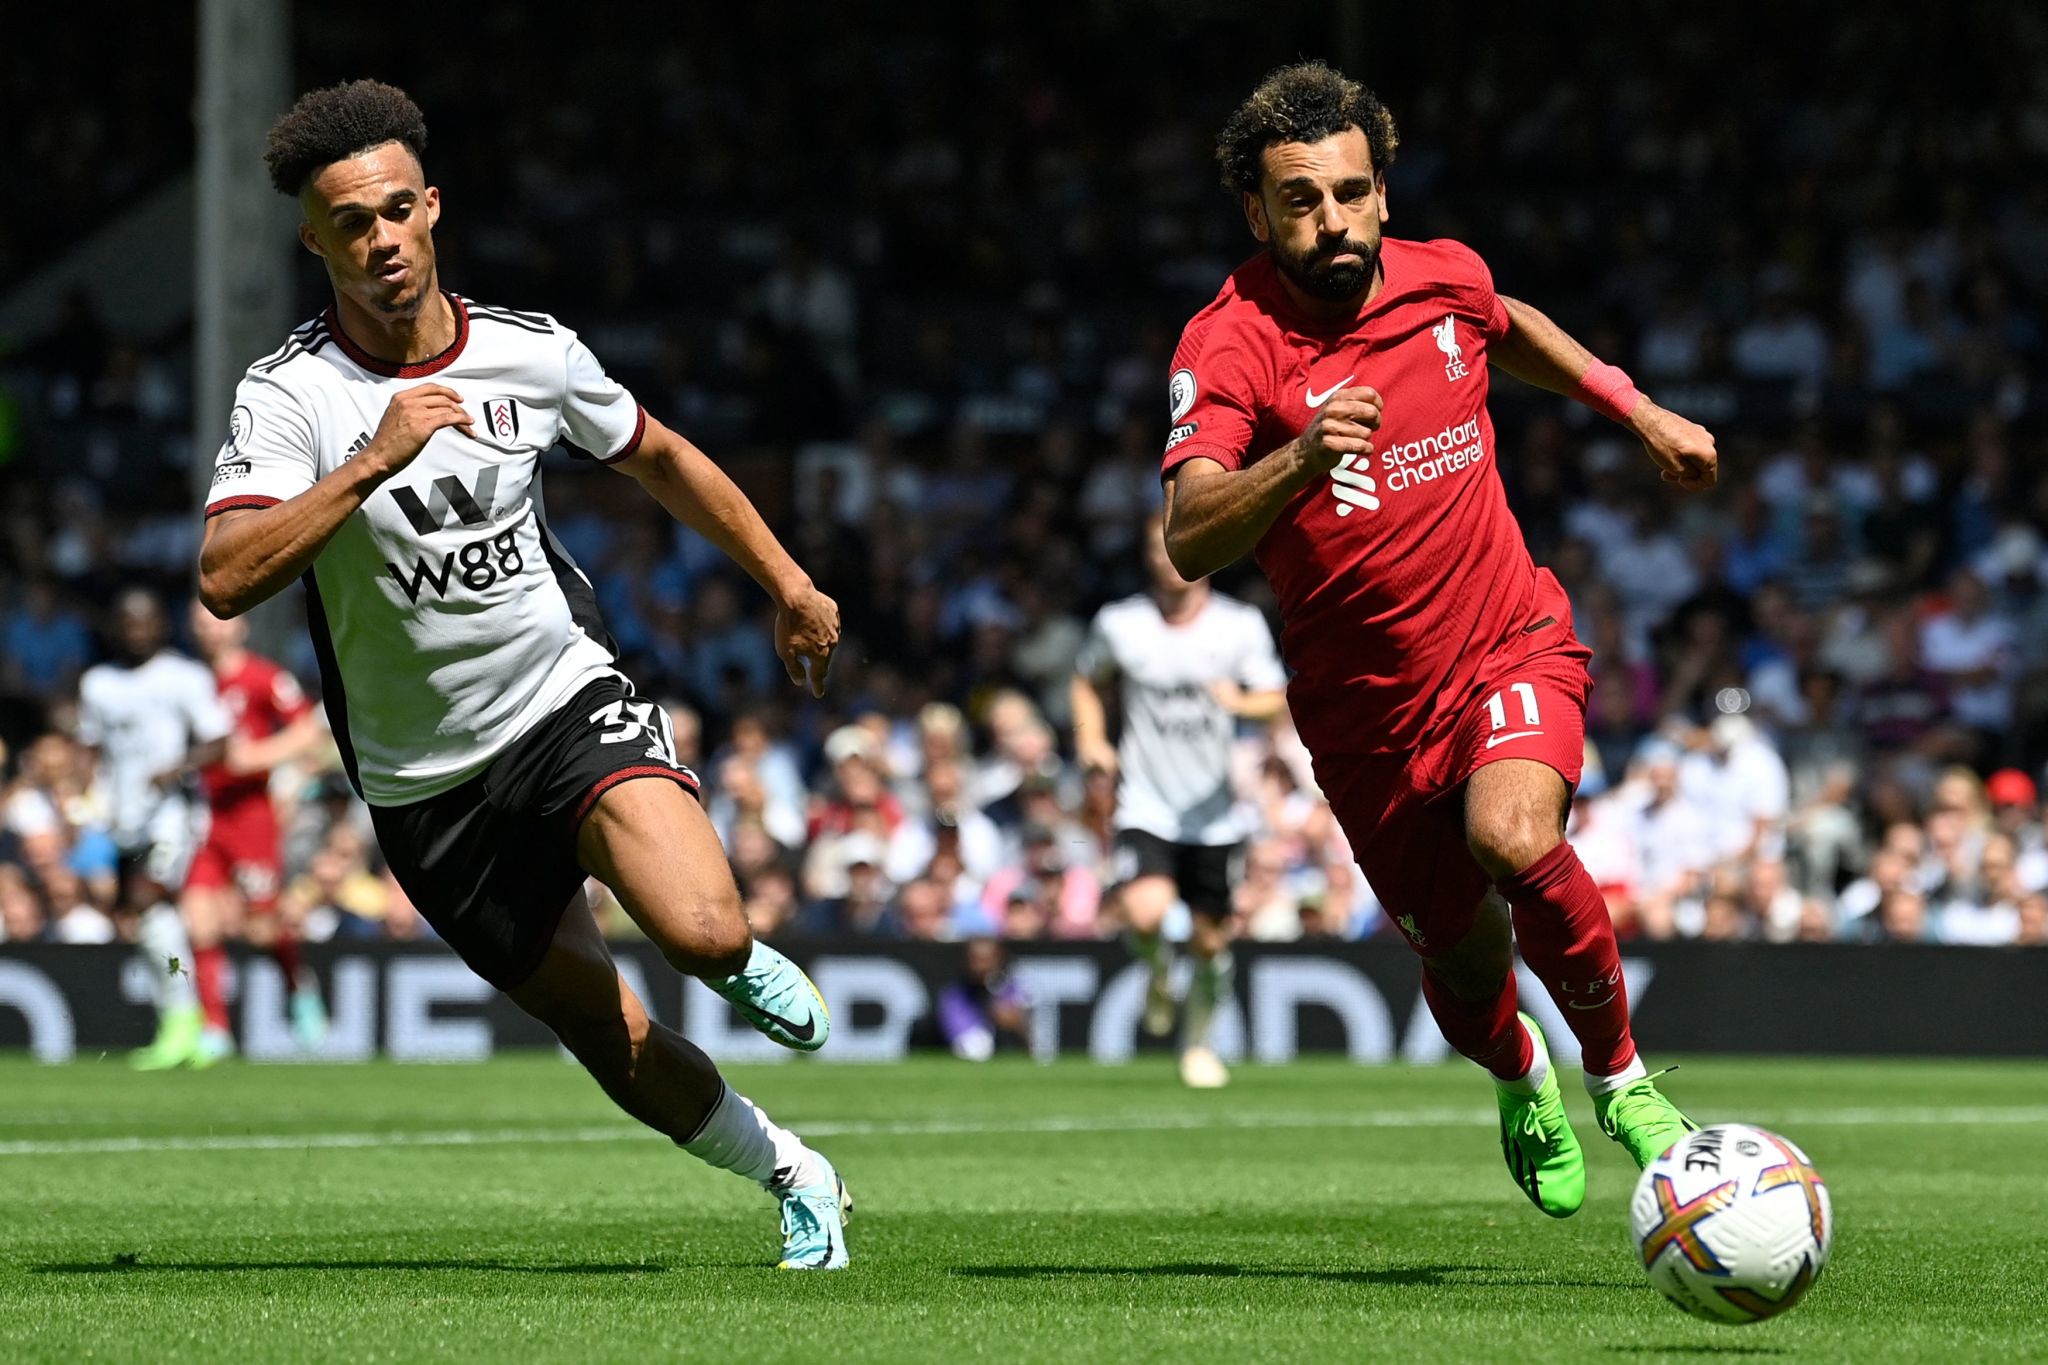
1215, 61, 1399, 196
264, 79, 428, 196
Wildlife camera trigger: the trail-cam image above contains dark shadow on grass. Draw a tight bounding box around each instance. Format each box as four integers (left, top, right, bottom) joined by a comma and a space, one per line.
954, 1261, 1636, 1290
34, 1258, 668, 1276
1604, 1349, 1789, 1358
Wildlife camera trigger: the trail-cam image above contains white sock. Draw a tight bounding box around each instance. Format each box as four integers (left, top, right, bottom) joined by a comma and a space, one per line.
137, 904, 197, 1013
1583, 1052, 1649, 1098
680, 1083, 826, 1190
1493, 1018, 1550, 1096
1180, 949, 1233, 1052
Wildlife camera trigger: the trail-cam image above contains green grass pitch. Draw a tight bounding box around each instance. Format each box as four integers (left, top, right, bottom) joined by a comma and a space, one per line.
3, 1055, 2046, 1363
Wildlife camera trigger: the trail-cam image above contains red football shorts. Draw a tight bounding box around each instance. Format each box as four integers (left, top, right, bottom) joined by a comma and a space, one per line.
186, 795, 285, 911
1311, 599, 1592, 958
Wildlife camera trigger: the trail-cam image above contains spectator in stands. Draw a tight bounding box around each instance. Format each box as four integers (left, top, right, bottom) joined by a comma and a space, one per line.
1682, 713, 1792, 867
981, 824, 1098, 939
1, 578, 93, 701
936, 938, 1030, 1060
885, 758, 1003, 894
6, 6, 2048, 954
1620, 744, 1716, 939
1919, 570, 2019, 762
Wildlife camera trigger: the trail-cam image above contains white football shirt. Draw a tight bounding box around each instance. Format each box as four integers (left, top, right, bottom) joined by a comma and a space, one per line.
205, 294, 642, 804
1076, 592, 1287, 846
77, 650, 232, 846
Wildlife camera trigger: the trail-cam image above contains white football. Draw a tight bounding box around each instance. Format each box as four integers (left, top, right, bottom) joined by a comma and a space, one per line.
1629, 1123, 1832, 1325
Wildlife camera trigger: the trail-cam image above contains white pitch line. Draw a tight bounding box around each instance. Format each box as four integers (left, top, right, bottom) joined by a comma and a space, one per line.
0, 1103, 2043, 1158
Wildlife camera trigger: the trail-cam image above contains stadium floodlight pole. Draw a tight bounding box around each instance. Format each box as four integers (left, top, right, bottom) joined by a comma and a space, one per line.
194, 0, 295, 649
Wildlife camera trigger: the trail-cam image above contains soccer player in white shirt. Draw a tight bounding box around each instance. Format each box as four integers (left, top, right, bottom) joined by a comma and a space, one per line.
77, 589, 232, 1069
1073, 515, 1288, 1087
198, 82, 846, 1269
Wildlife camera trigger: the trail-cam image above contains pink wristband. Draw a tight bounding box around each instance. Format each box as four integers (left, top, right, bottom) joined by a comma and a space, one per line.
1578, 361, 1642, 424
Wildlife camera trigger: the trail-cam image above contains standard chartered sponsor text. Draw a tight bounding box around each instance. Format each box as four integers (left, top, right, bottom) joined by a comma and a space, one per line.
1377, 417, 1486, 493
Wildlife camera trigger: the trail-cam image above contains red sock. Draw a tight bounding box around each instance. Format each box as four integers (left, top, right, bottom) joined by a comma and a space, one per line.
269, 930, 303, 990
1420, 966, 1531, 1081
1498, 841, 1637, 1077
194, 945, 230, 1032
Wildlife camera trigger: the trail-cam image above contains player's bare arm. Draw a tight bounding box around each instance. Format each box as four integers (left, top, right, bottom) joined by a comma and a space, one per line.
198, 383, 473, 617
225, 711, 327, 776
147, 735, 228, 793
1208, 680, 1289, 722
1162, 385, 1383, 580
1069, 672, 1119, 776
608, 413, 840, 697
1489, 296, 1718, 491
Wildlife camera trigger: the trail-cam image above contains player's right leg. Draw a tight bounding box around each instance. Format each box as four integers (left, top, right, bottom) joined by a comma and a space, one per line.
1175, 841, 1240, 1089
1113, 832, 1180, 1038
506, 890, 848, 1270
126, 821, 204, 1071
1420, 898, 1584, 1218
1316, 749, 1583, 1217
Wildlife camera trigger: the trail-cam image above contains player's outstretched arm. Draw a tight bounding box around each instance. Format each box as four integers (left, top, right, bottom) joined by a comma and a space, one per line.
198, 384, 474, 617
609, 414, 840, 697
1209, 681, 1289, 723
1162, 386, 1382, 581
1490, 296, 1718, 491
226, 712, 327, 776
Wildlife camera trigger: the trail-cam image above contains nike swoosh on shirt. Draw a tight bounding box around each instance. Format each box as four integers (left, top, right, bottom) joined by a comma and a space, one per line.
1485, 730, 1544, 748
1305, 375, 1355, 408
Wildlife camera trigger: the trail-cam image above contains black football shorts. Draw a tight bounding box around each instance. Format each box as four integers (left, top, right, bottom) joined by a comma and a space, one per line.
371, 673, 699, 990
1113, 828, 1242, 921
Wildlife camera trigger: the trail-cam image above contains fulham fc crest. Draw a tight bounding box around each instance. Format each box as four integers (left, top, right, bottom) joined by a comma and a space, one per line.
482, 398, 520, 441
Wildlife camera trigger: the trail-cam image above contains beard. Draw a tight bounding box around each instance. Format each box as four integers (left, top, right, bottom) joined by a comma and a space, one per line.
1274, 234, 1381, 303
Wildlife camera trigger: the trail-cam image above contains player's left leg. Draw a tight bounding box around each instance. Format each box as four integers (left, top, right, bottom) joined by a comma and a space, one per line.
1118, 875, 1180, 1037
576, 776, 826, 1050
1113, 830, 1182, 1037
1464, 755, 1694, 1166
1421, 894, 1585, 1218
1177, 911, 1232, 1087
238, 845, 327, 1052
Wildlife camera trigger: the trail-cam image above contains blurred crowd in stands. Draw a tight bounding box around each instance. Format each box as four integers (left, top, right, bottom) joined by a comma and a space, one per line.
5, 6, 2048, 949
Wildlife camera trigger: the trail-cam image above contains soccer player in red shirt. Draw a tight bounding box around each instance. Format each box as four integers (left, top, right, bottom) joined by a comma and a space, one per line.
187, 605, 331, 1060
1162, 63, 1719, 1219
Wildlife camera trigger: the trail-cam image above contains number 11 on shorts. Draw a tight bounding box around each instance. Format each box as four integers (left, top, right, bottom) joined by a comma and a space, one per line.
1485, 682, 1541, 742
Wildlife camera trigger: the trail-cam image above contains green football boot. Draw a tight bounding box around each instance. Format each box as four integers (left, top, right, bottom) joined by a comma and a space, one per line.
1493, 1013, 1586, 1219
129, 1005, 204, 1071
1593, 1069, 1698, 1168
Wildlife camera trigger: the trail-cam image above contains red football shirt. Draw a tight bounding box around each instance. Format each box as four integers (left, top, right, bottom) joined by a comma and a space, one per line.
1163, 237, 1546, 756
202, 654, 312, 807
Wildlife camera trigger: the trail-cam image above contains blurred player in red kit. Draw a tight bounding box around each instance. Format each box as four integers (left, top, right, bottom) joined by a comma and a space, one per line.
186, 605, 330, 1060
1162, 63, 1720, 1218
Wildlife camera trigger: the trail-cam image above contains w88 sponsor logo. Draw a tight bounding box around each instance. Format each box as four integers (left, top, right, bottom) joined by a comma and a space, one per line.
385, 509, 532, 603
